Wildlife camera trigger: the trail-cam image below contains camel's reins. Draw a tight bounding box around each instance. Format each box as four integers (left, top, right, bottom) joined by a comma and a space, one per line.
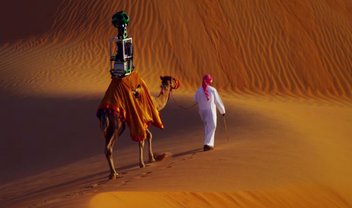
170, 92, 197, 110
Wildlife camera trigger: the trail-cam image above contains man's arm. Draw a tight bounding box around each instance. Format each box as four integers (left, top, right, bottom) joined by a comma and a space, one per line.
213, 88, 225, 115
194, 89, 199, 103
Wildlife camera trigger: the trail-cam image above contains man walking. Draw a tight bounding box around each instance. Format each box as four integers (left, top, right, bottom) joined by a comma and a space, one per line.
194, 74, 226, 151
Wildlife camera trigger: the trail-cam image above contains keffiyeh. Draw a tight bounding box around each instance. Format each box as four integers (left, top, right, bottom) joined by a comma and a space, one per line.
202, 74, 213, 101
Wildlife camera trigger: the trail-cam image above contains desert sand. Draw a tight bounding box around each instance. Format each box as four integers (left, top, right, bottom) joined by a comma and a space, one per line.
0, 0, 351, 207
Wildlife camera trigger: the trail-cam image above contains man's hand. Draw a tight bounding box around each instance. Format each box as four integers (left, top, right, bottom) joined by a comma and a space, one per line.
222, 114, 225, 116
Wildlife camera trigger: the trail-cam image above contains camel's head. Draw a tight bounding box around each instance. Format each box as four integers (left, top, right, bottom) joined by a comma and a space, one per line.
160, 76, 180, 94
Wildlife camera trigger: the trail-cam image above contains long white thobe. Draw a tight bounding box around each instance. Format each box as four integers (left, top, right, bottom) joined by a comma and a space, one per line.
194, 86, 226, 147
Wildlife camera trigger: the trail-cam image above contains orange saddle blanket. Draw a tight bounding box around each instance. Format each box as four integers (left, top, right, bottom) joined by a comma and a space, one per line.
97, 71, 164, 141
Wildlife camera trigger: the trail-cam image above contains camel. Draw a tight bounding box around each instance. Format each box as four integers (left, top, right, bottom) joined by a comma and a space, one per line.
98, 76, 179, 179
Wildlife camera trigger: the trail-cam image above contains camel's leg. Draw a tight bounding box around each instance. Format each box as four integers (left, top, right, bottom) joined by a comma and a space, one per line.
105, 131, 117, 179
146, 129, 156, 163
104, 115, 124, 179
139, 140, 146, 168
99, 113, 109, 132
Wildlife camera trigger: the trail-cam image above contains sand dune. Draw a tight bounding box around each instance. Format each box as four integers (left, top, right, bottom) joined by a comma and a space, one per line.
1, 0, 351, 98
1, 96, 351, 207
1, 0, 352, 207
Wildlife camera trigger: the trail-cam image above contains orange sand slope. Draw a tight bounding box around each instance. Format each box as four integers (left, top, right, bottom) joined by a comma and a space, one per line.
0, 96, 351, 207
0, 0, 352, 207
90, 189, 349, 208
0, 0, 351, 98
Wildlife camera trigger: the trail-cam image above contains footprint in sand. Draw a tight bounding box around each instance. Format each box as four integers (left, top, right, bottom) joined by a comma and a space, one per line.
134, 171, 152, 179
120, 180, 129, 185
162, 161, 175, 169
182, 154, 196, 161
182, 156, 192, 161
85, 183, 99, 189
64, 192, 80, 199
30, 200, 48, 208
164, 150, 200, 168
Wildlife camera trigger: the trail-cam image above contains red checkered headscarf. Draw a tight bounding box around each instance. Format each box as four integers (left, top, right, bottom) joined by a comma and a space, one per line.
202, 74, 213, 101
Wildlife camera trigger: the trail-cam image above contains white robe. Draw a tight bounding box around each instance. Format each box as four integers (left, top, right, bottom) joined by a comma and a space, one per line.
194, 86, 225, 147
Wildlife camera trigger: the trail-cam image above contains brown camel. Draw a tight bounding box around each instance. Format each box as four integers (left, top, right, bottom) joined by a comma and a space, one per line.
98, 76, 179, 179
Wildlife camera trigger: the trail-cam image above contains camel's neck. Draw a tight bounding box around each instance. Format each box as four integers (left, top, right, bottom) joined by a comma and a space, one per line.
153, 85, 172, 111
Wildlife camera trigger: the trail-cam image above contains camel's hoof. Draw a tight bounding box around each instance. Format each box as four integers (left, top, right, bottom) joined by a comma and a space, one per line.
149, 157, 156, 163
139, 163, 146, 168
109, 173, 119, 180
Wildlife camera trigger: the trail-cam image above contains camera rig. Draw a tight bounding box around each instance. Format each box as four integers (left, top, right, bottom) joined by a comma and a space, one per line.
109, 11, 134, 78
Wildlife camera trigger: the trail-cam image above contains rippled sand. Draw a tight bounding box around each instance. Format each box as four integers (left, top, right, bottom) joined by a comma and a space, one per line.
0, 0, 351, 207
